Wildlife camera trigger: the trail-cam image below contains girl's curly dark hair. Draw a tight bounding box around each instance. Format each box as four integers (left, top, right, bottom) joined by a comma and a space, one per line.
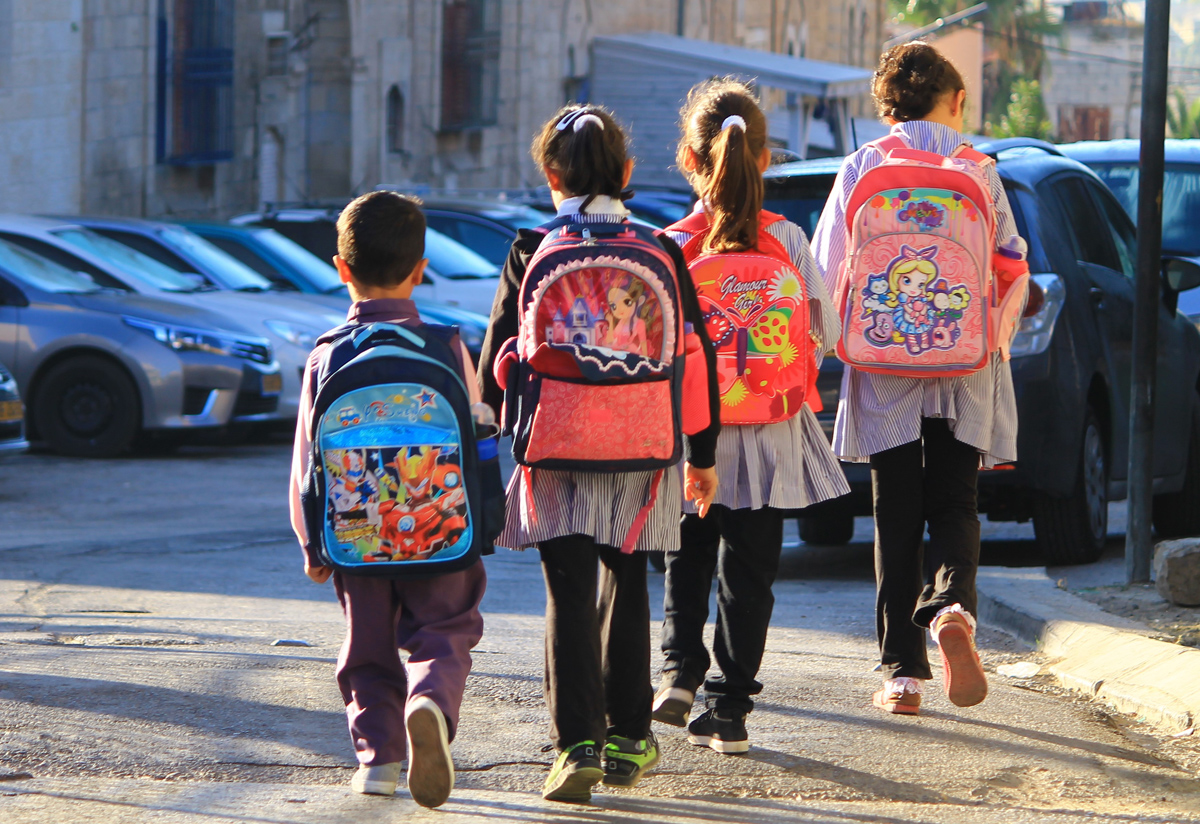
872, 42, 965, 123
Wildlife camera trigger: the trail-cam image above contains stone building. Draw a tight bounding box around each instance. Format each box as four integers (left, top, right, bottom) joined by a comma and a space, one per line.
0, 0, 884, 219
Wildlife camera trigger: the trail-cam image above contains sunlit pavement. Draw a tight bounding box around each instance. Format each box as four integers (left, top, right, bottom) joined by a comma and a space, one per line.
1, 444, 1196, 823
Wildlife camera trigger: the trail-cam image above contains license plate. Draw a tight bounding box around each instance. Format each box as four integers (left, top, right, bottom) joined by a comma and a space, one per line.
0, 400, 23, 423
261, 373, 283, 396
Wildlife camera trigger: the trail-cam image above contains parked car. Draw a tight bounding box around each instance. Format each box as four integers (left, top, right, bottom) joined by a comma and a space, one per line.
0, 238, 281, 457
763, 141, 1200, 563
0, 361, 29, 457
409, 199, 550, 265
2, 216, 343, 421
179, 223, 489, 358
229, 208, 501, 315
1058, 139, 1200, 325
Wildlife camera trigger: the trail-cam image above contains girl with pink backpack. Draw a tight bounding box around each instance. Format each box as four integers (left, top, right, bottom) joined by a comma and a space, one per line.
811, 43, 1030, 715
653, 79, 849, 753
477, 104, 721, 803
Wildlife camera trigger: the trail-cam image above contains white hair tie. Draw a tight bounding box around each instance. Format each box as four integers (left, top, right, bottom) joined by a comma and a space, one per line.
572, 114, 604, 132
556, 109, 605, 132
721, 115, 747, 132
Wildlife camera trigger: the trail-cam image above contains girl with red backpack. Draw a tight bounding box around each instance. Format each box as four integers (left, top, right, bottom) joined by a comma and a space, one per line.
653, 79, 849, 753
477, 104, 722, 803
811, 43, 1029, 716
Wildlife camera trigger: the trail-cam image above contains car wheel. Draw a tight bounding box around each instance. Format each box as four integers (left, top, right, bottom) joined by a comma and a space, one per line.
1032, 409, 1107, 565
799, 497, 856, 546
1153, 399, 1200, 538
35, 356, 140, 458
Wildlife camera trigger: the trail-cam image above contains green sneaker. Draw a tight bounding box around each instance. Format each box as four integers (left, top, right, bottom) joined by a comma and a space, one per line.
602, 731, 660, 787
542, 741, 604, 803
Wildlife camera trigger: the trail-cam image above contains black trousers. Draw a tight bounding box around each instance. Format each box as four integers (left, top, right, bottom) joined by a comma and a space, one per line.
660, 505, 784, 715
538, 534, 652, 749
870, 417, 981, 681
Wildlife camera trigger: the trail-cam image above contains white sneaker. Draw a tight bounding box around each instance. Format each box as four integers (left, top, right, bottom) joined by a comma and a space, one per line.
406, 696, 454, 808
350, 761, 403, 796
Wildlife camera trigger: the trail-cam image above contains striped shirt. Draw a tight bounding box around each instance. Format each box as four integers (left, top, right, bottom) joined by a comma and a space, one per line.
810, 120, 1019, 466
667, 209, 850, 510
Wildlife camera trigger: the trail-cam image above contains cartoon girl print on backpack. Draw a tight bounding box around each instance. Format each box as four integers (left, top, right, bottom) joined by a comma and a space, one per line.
860, 244, 973, 355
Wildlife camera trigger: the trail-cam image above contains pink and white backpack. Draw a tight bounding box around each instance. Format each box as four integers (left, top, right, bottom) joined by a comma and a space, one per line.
836, 135, 1030, 377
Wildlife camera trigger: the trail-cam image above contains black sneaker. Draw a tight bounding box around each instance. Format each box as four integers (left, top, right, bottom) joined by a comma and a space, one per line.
542, 741, 604, 803
686, 709, 749, 754
652, 682, 696, 728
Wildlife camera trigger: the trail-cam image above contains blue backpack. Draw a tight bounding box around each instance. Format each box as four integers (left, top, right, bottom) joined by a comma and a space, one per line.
300, 321, 502, 577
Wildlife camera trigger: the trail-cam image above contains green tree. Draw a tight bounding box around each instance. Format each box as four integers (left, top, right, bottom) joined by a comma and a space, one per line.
986, 79, 1053, 139
1167, 89, 1200, 139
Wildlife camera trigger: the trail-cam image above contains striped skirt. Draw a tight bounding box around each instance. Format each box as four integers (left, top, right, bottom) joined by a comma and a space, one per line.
497, 464, 685, 553
682, 405, 850, 514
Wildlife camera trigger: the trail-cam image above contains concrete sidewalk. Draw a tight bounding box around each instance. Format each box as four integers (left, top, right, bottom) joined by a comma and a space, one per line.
977, 565, 1200, 733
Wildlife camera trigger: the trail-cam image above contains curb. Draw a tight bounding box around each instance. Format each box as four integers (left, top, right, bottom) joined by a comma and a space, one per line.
976, 567, 1200, 733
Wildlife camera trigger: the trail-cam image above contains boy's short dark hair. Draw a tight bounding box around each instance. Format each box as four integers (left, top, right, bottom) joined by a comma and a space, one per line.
336, 191, 426, 287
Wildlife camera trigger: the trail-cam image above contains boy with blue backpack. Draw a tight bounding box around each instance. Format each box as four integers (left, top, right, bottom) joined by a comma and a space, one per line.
289, 191, 500, 807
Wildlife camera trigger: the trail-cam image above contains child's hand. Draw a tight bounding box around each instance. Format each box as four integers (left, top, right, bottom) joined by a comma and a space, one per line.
306, 562, 333, 584
684, 463, 718, 519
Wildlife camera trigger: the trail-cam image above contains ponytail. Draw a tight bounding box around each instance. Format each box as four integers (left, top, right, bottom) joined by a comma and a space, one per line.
704, 121, 763, 253
677, 78, 768, 254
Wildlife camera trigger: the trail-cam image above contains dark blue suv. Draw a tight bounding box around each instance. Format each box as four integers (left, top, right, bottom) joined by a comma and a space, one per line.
764, 140, 1200, 564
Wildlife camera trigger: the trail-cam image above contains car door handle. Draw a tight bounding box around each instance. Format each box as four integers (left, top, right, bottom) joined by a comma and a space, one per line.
1089, 287, 1105, 309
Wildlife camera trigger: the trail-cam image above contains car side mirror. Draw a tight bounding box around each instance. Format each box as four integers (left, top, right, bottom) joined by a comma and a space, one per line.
1163, 256, 1200, 293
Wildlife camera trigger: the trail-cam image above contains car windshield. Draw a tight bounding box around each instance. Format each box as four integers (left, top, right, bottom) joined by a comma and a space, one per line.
0, 239, 103, 293
251, 228, 344, 292
1089, 163, 1200, 255
764, 174, 840, 238
425, 228, 498, 279
157, 226, 276, 291
53, 228, 204, 292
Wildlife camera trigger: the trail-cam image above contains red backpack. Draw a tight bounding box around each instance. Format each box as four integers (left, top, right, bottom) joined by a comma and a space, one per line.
669, 210, 819, 424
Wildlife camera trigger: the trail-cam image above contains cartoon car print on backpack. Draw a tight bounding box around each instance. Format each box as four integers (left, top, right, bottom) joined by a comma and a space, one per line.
859, 244, 973, 356
323, 445, 468, 563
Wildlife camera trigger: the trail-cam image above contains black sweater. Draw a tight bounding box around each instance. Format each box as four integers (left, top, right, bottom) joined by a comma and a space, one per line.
476, 226, 721, 469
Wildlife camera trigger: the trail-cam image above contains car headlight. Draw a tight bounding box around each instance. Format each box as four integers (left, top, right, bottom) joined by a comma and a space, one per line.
124, 316, 274, 364
263, 319, 324, 351
1009, 273, 1065, 358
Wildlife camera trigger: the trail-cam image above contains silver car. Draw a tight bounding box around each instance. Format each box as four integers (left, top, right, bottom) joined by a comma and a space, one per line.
0, 239, 282, 457
8, 215, 342, 420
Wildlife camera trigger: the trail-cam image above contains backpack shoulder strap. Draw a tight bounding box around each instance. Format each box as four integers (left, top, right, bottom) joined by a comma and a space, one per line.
870, 134, 909, 155
951, 143, 994, 167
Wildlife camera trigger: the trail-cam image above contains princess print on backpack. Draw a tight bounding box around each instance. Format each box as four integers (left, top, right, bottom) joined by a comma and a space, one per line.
837, 134, 1003, 376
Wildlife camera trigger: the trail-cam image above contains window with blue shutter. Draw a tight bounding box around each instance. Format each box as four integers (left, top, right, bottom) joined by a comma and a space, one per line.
156, 0, 235, 164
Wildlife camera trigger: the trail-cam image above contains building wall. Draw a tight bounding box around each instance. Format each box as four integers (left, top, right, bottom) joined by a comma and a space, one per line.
0, 0, 883, 219
1042, 14, 1142, 141
0, 0, 84, 214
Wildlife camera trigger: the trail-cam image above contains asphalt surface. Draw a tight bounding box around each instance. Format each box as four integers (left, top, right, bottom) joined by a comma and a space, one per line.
1, 442, 1199, 823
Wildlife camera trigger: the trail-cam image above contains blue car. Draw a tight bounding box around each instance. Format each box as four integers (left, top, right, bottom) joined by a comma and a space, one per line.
1058, 139, 1200, 324
764, 139, 1200, 563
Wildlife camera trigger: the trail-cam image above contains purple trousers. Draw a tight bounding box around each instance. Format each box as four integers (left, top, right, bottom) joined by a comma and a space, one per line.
333, 561, 486, 765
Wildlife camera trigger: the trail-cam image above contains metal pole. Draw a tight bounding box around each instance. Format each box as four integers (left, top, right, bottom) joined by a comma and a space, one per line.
1127, 0, 1171, 583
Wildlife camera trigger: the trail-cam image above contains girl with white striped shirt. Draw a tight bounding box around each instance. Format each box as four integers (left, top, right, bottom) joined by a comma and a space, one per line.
811, 43, 1023, 715
652, 79, 849, 753
477, 105, 722, 803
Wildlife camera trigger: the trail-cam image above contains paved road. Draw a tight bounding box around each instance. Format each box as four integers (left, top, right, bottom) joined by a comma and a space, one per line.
1, 443, 1198, 823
